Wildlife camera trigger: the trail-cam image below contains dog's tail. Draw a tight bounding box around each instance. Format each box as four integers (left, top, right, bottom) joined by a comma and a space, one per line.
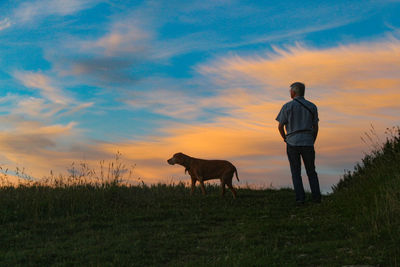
234, 166, 240, 182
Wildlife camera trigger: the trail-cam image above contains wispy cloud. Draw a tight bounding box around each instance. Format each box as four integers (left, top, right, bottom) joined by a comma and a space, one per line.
48, 20, 153, 88
0, 114, 109, 178
198, 38, 400, 117
14, 97, 64, 118
0, 18, 11, 31
228, 18, 359, 49
124, 86, 223, 120
9, 71, 93, 123
0, 116, 74, 158
14, 71, 72, 104
13, 0, 99, 23
82, 24, 151, 57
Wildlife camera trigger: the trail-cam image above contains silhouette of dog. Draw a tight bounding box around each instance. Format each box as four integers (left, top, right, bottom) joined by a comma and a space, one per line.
167, 152, 239, 198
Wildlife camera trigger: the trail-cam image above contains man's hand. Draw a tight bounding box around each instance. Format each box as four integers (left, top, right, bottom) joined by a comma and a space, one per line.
313, 123, 319, 142
278, 123, 286, 142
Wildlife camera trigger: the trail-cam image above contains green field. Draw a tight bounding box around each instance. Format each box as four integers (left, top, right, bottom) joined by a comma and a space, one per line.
1, 129, 399, 266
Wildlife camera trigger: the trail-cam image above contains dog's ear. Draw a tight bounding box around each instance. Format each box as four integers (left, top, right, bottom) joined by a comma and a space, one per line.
182, 154, 191, 166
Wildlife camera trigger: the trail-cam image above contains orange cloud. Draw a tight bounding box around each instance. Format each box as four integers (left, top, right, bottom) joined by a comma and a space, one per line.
198, 39, 400, 90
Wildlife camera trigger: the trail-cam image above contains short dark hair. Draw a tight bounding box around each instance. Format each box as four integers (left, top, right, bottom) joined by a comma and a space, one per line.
290, 82, 305, 96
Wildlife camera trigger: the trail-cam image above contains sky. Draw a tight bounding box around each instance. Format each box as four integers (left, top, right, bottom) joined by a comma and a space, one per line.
1, 0, 400, 192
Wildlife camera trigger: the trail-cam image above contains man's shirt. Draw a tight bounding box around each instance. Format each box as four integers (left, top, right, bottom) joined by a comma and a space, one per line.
276, 96, 319, 146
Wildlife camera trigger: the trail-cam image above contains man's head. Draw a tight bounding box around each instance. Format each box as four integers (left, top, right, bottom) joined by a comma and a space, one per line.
290, 82, 305, 98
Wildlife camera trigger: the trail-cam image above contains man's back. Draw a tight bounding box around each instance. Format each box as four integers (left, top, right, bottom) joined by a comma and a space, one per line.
276, 96, 318, 146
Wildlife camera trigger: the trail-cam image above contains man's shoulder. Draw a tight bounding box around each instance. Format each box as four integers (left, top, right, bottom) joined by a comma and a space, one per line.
282, 100, 294, 109
281, 98, 318, 110
302, 98, 318, 109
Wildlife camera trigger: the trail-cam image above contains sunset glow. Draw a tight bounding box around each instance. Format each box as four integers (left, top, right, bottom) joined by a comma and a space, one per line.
1, 1, 400, 192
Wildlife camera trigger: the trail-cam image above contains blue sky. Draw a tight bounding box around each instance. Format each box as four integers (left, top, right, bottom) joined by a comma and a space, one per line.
1, 0, 400, 191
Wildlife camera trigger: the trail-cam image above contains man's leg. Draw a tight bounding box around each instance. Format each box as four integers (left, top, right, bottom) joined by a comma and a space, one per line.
301, 146, 321, 202
287, 144, 305, 203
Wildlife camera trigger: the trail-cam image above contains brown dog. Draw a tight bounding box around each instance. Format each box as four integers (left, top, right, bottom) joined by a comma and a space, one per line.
167, 152, 239, 198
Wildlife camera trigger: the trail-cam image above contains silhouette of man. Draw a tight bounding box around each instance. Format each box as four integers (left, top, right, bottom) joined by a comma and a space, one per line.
276, 82, 321, 204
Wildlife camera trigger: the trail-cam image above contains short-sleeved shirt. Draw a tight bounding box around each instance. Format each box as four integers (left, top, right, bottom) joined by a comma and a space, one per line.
276, 96, 319, 146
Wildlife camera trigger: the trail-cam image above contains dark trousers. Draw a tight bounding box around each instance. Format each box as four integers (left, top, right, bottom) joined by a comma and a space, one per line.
286, 144, 321, 202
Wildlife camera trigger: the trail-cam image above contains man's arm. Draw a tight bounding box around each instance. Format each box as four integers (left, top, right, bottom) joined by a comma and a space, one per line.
313, 122, 319, 142
278, 122, 286, 142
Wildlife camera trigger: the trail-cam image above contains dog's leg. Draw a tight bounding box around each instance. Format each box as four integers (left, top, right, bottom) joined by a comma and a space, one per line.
226, 178, 237, 199
220, 179, 226, 196
190, 178, 196, 195
199, 178, 206, 195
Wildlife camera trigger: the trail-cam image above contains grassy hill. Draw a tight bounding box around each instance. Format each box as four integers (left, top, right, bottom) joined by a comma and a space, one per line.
1, 128, 399, 266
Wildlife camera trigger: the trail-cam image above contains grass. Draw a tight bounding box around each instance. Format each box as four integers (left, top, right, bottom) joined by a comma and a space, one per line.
0, 128, 399, 266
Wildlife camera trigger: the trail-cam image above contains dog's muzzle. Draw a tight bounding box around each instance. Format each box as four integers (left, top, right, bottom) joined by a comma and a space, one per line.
167, 158, 175, 165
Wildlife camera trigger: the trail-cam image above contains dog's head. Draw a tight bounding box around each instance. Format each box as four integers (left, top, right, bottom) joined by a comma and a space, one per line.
167, 152, 188, 166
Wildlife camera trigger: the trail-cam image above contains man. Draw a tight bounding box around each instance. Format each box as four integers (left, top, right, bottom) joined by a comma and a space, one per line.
276, 82, 321, 205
